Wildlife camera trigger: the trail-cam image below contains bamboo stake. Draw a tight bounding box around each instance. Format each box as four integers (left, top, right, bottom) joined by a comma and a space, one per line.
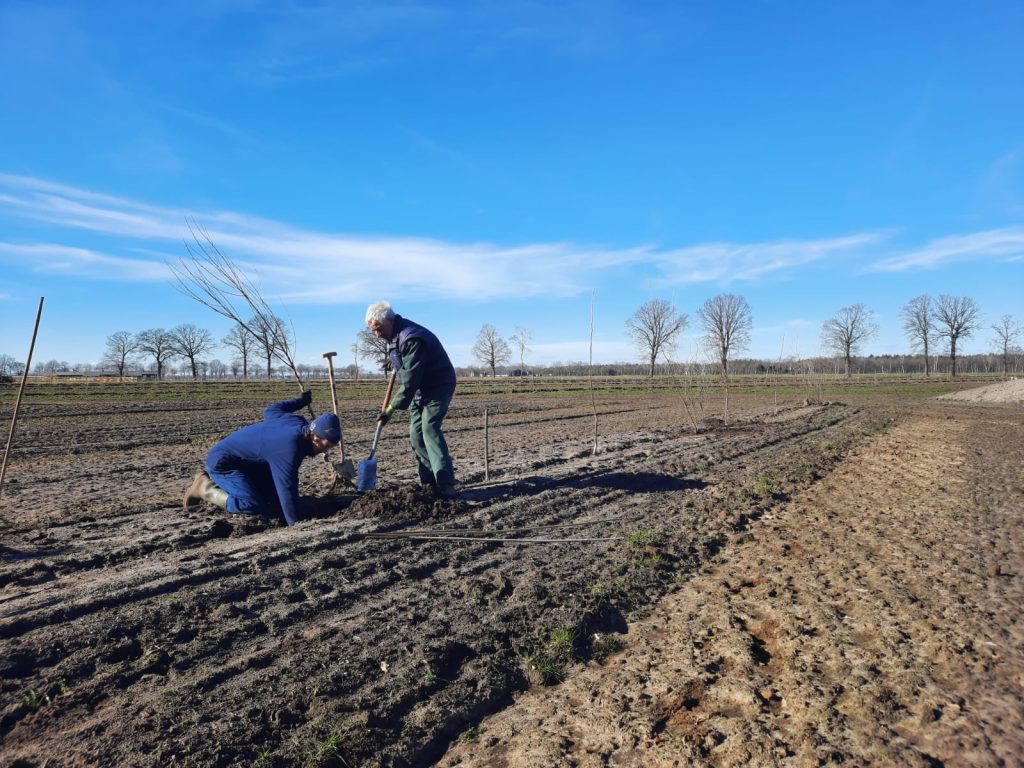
0, 297, 44, 506
484, 408, 490, 482
589, 289, 598, 455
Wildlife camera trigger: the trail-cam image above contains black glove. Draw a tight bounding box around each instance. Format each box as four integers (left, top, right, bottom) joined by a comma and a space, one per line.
299, 389, 313, 407
376, 406, 394, 426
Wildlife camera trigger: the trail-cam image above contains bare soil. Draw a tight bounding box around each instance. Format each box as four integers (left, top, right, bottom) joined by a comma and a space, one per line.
1, 379, 1021, 767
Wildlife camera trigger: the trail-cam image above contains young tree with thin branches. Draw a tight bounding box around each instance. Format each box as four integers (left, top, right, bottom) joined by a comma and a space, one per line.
472, 324, 511, 377
102, 331, 140, 378
136, 328, 176, 379
697, 294, 752, 380
820, 304, 878, 377
990, 314, 1021, 376
170, 323, 216, 379
510, 326, 533, 372
900, 295, 936, 377
222, 323, 256, 379
170, 222, 307, 389
625, 298, 687, 377
934, 294, 981, 377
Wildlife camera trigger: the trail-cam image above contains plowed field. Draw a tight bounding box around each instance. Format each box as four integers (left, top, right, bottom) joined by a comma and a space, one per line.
1, 378, 1021, 767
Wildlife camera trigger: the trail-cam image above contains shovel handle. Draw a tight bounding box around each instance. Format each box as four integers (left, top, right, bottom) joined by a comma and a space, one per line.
380, 370, 398, 412
367, 371, 398, 460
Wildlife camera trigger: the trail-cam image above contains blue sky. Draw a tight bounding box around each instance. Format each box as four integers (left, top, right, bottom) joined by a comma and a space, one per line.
1, 0, 1021, 370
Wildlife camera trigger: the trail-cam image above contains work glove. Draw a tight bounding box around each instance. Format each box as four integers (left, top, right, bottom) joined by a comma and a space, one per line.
299, 389, 313, 407
377, 405, 395, 426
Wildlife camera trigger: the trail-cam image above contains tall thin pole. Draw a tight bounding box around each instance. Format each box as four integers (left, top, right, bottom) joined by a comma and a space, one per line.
0, 297, 45, 505
484, 408, 490, 482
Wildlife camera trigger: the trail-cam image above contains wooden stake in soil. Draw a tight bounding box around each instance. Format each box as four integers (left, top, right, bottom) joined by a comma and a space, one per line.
484, 408, 490, 482
0, 297, 44, 506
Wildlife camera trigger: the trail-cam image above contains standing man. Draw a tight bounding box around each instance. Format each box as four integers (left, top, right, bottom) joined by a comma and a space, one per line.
182, 390, 340, 525
365, 300, 458, 497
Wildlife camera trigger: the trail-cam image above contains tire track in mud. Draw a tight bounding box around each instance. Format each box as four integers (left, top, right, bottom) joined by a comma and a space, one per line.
1, 401, 885, 767
441, 404, 1024, 768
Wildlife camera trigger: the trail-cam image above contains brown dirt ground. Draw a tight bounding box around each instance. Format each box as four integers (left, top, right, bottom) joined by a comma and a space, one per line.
1, 378, 1021, 767
442, 390, 1024, 767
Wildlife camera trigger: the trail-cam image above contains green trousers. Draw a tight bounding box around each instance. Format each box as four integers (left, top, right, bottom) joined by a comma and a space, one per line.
408, 391, 455, 487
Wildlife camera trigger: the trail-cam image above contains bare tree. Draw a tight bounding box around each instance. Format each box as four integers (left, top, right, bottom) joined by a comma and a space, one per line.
472, 324, 511, 377
0, 354, 21, 378
247, 314, 291, 379
820, 304, 878, 377
170, 323, 216, 379
697, 294, 752, 379
357, 328, 391, 373
33, 360, 70, 374
222, 323, 256, 379
625, 298, 687, 377
934, 295, 981, 377
991, 314, 1022, 376
510, 326, 533, 372
901, 295, 936, 377
136, 328, 176, 379
101, 331, 140, 378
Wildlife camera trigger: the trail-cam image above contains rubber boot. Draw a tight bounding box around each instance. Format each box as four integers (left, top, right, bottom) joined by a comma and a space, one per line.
183, 471, 210, 510
201, 479, 229, 510
183, 471, 229, 511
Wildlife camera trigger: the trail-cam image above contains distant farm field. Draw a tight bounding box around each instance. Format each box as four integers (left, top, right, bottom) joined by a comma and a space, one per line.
2, 376, 1021, 767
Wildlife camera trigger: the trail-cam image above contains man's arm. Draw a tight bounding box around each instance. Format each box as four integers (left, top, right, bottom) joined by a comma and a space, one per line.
263, 391, 312, 420
267, 451, 304, 526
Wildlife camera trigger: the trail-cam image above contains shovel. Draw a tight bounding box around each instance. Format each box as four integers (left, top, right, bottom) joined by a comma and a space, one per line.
357, 371, 397, 492
322, 351, 356, 482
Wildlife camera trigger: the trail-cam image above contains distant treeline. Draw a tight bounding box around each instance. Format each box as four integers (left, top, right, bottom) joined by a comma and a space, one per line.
5, 351, 1021, 382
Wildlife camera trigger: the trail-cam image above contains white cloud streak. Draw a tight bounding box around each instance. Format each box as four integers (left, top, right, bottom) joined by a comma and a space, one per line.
2, 174, 1016, 306
866, 227, 1024, 272
0, 242, 173, 281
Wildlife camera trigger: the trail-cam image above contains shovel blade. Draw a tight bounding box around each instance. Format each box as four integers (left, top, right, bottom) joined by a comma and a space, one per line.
333, 459, 357, 480
356, 458, 377, 492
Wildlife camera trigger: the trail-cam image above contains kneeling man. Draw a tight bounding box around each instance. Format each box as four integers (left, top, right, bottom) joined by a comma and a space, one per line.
183, 390, 339, 526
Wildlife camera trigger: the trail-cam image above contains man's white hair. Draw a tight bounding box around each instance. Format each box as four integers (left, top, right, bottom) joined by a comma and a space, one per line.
365, 300, 395, 326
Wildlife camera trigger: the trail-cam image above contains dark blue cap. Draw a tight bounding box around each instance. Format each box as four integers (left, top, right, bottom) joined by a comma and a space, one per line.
311, 413, 341, 443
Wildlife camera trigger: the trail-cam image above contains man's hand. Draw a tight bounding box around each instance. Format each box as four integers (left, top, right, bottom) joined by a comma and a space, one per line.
377, 405, 395, 426
299, 389, 313, 407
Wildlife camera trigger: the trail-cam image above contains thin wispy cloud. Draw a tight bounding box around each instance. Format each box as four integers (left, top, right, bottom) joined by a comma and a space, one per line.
0, 242, 172, 281
866, 228, 1024, 272
1, 174, 1009, 307
651, 235, 885, 286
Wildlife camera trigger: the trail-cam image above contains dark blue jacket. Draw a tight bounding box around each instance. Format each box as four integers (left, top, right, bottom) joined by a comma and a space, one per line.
387, 315, 457, 410
205, 395, 315, 525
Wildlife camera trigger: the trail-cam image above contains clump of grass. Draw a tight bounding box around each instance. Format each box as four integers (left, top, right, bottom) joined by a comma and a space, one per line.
301, 717, 373, 768
458, 725, 480, 744
625, 529, 669, 571
626, 529, 656, 549
528, 628, 577, 685
590, 633, 624, 661
750, 474, 779, 500
21, 689, 49, 711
